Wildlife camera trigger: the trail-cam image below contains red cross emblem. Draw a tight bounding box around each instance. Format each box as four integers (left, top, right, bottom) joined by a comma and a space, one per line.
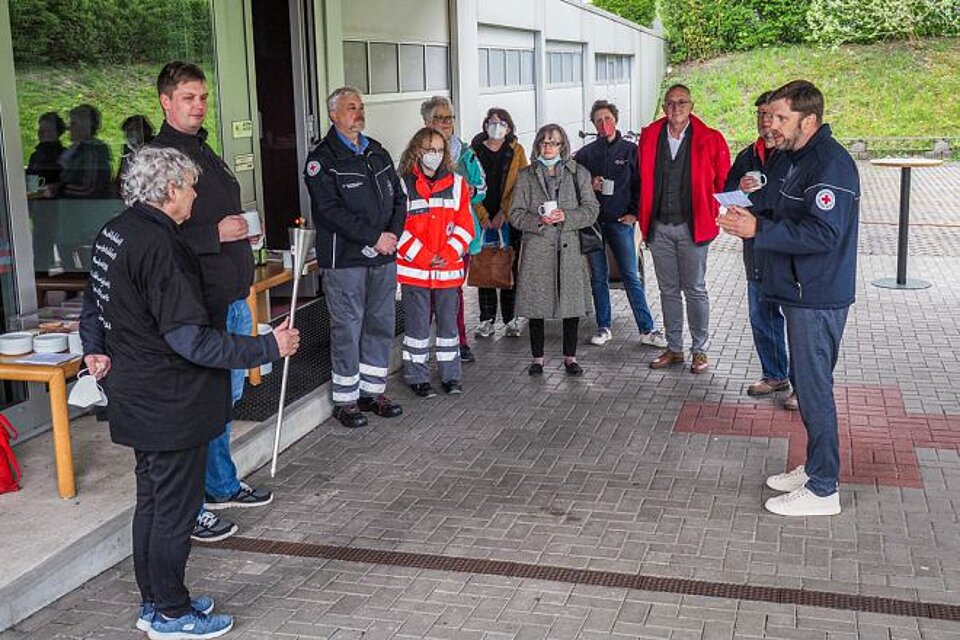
815, 188, 836, 211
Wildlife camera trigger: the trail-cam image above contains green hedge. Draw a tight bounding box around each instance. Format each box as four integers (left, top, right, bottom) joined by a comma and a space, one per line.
10, 0, 212, 67
659, 0, 960, 62
592, 0, 658, 27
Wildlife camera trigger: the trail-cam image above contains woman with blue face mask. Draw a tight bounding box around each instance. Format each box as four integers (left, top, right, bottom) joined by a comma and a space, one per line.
509, 124, 600, 376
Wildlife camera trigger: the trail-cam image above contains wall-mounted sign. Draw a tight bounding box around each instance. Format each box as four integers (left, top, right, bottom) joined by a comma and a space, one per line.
232, 120, 253, 138
233, 154, 255, 172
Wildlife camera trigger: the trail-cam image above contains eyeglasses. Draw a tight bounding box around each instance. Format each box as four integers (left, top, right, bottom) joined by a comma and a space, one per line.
664, 100, 692, 109
419, 146, 444, 154
431, 115, 455, 124
539, 141, 562, 148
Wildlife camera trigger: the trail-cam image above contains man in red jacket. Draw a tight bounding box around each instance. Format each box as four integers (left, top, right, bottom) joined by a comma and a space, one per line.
638, 84, 730, 374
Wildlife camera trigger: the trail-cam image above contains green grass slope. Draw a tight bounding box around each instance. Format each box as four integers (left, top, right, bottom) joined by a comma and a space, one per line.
662, 38, 960, 145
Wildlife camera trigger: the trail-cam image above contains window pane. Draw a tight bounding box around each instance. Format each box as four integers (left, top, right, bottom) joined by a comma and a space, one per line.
426, 45, 449, 90
399, 44, 425, 92
506, 50, 521, 86
608, 58, 616, 82
548, 53, 560, 83
478, 48, 489, 87
343, 41, 369, 93
489, 48, 506, 87
562, 53, 573, 83
11, 0, 217, 275
573, 53, 582, 83
520, 50, 534, 85
596, 55, 606, 81
370, 43, 399, 93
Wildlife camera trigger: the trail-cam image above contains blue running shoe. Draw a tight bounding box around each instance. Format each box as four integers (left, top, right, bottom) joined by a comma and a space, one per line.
148, 611, 233, 639
136, 597, 215, 631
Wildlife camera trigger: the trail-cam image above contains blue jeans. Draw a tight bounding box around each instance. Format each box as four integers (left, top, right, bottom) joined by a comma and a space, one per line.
747, 280, 789, 381
204, 298, 251, 500
587, 221, 654, 332
783, 305, 849, 497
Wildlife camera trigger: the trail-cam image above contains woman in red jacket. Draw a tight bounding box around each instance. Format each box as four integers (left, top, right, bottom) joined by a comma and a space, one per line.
397, 128, 475, 398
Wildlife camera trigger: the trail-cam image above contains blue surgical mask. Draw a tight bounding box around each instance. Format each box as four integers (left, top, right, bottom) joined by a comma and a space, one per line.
538, 156, 562, 168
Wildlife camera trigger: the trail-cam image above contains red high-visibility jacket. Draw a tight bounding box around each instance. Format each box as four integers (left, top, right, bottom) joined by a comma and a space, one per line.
397, 167, 474, 289
637, 114, 730, 245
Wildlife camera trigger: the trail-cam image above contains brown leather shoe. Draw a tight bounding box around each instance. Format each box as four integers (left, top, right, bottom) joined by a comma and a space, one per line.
783, 391, 799, 411
747, 377, 790, 396
649, 350, 684, 369
690, 352, 709, 374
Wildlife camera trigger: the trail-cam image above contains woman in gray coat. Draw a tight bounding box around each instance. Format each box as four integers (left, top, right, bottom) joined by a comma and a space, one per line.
510, 124, 599, 376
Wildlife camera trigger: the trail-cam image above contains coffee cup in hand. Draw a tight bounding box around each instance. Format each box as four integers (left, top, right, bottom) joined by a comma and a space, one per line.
743, 171, 767, 192
601, 178, 615, 196
241, 209, 262, 237
538, 200, 558, 218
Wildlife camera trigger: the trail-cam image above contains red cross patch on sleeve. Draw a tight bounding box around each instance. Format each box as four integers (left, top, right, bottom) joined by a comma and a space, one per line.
815, 188, 836, 211
306, 160, 321, 177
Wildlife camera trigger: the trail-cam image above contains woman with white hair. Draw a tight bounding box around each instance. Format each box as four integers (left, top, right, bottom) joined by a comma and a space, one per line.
421, 96, 487, 362
79, 146, 299, 639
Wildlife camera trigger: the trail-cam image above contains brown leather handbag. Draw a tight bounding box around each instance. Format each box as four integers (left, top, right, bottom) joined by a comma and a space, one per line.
467, 228, 514, 289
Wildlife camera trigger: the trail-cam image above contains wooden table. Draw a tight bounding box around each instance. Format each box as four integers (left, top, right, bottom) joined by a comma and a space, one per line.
0, 353, 82, 498
245, 261, 317, 385
870, 157, 943, 290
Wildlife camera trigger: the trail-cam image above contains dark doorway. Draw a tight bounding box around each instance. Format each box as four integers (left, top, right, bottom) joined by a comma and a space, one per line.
252, 0, 301, 249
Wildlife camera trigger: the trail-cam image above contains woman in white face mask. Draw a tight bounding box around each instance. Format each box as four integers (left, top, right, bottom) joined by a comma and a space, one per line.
470, 108, 530, 340
394, 128, 476, 398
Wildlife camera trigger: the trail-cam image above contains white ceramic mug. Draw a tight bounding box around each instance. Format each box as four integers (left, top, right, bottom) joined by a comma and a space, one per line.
26, 174, 45, 193
744, 170, 767, 192
67, 331, 83, 355
538, 200, 558, 218
601, 178, 615, 196
241, 209, 262, 237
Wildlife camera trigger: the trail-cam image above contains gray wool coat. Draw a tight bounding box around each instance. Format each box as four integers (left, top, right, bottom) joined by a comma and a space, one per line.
510, 159, 600, 319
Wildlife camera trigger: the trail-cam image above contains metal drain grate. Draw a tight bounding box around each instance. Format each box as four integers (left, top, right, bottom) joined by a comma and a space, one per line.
213, 537, 960, 622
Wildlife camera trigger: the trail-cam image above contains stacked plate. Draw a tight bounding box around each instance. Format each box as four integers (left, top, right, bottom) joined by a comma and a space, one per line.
33, 333, 69, 354
0, 332, 34, 356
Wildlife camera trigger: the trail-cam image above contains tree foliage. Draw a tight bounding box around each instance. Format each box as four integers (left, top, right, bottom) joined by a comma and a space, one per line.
592, 0, 658, 27
9, 0, 213, 67
661, 0, 960, 62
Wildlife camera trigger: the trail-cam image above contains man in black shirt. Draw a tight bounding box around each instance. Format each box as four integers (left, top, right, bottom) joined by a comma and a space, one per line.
152, 62, 270, 542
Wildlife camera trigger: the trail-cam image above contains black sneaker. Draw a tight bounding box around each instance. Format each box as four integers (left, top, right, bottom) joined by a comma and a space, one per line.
528, 362, 544, 376
442, 380, 462, 395
191, 510, 238, 543
460, 345, 475, 362
410, 382, 437, 398
564, 361, 584, 376
205, 481, 273, 510
358, 394, 403, 418
333, 404, 368, 428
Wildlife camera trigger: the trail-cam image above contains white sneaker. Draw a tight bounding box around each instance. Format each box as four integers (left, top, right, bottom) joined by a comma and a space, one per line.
765, 486, 840, 516
475, 319, 495, 338
639, 330, 668, 348
765, 465, 809, 493
590, 327, 612, 346
505, 317, 523, 337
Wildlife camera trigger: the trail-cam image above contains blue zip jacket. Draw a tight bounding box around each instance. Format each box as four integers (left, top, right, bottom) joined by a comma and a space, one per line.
574, 131, 639, 223
753, 124, 860, 309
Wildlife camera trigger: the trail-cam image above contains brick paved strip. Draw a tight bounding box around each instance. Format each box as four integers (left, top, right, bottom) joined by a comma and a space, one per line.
213, 536, 960, 622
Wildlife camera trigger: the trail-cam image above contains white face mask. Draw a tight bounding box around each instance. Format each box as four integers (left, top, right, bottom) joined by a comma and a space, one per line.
68, 370, 108, 408
486, 122, 508, 140
421, 150, 443, 172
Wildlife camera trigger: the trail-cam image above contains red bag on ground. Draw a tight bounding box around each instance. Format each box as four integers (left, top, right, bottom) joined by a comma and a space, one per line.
0, 414, 21, 493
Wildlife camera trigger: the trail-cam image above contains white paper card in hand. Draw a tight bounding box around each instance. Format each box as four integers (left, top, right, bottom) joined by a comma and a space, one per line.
713, 190, 754, 208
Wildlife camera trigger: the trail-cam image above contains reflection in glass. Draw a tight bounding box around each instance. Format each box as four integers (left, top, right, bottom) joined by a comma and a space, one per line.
10, 0, 217, 277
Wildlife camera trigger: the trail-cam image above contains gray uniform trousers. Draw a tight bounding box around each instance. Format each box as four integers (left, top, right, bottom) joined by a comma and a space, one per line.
322, 262, 397, 405
649, 222, 710, 354
401, 284, 461, 385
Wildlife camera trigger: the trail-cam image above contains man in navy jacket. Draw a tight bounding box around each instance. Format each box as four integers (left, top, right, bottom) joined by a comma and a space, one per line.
719, 80, 860, 517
